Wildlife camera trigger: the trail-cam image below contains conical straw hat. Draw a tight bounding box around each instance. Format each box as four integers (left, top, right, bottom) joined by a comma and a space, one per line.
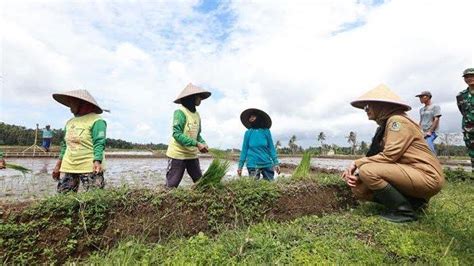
173, 83, 211, 104
240, 108, 272, 129
52, 89, 104, 114
351, 84, 411, 111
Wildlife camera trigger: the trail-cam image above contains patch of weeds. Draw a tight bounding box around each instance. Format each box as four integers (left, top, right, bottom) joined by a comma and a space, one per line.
226, 177, 280, 224
443, 167, 473, 182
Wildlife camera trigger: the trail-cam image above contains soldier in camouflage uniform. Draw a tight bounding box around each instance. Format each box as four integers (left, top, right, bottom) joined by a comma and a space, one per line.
456, 68, 474, 171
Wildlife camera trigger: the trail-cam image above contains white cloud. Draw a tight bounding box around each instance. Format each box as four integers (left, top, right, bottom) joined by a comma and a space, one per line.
1, 0, 473, 148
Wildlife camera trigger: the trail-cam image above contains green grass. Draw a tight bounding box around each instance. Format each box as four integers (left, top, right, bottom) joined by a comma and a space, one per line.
86, 180, 474, 265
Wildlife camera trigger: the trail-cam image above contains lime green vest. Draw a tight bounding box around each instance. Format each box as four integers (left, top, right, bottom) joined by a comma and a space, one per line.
60, 113, 104, 173
166, 107, 200, 159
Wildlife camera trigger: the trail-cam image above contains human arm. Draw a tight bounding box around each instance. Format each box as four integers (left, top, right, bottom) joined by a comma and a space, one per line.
172, 110, 202, 148
237, 130, 250, 176
266, 129, 280, 174
53, 127, 67, 179
426, 105, 441, 135
92, 119, 107, 173
196, 117, 208, 153
456, 93, 465, 116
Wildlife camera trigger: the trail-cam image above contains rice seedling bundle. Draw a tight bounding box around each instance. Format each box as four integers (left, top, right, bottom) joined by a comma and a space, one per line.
195, 158, 230, 190
5, 163, 32, 175
292, 152, 312, 179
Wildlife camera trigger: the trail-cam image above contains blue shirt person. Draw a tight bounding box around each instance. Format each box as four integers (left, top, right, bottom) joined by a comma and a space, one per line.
238, 108, 280, 180
42, 125, 54, 151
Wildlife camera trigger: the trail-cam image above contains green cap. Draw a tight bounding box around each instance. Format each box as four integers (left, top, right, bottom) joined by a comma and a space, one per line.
463, 68, 474, 77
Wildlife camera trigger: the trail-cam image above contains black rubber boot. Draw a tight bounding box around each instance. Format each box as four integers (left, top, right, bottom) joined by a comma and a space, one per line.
373, 184, 417, 223
406, 196, 428, 212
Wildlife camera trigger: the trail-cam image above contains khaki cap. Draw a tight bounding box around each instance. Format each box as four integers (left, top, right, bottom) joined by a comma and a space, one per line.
351, 84, 411, 111
52, 89, 104, 114
174, 83, 211, 104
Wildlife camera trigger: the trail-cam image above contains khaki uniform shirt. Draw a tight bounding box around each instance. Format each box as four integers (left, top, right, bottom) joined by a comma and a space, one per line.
355, 115, 444, 190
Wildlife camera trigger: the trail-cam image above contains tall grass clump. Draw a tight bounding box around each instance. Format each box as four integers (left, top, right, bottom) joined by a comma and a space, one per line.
292, 152, 312, 179
195, 158, 231, 190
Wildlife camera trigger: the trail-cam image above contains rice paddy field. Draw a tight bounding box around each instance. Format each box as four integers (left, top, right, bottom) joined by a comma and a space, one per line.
0, 157, 353, 202
1, 155, 472, 264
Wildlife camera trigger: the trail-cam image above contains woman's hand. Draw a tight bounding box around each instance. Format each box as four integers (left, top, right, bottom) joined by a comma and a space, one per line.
344, 174, 360, 187
197, 143, 209, 153
274, 165, 281, 174
341, 161, 357, 180
341, 161, 359, 187
93, 161, 102, 173
52, 160, 62, 180
237, 169, 242, 176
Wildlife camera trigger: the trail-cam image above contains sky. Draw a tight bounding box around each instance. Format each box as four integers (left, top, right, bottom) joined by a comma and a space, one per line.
1, 0, 473, 148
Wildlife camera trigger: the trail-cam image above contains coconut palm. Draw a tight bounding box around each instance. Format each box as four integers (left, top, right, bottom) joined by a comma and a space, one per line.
288, 135, 298, 154
275, 140, 282, 151
317, 132, 326, 154
346, 131, 357, 155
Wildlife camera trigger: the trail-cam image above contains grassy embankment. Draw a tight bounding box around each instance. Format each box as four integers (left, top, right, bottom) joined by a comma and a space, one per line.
87, 169, 474, 264
1, 167, 473, 264
0, 170, 353, 264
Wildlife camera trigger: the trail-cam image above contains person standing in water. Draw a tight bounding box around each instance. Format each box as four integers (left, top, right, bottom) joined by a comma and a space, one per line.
52, 89, 107, 193
165, 83, 211, 188
237, 108, 280, 181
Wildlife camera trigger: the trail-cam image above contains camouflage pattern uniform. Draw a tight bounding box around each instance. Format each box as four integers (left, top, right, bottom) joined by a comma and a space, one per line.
456, 68, 474, 169
57, 172, 105, 193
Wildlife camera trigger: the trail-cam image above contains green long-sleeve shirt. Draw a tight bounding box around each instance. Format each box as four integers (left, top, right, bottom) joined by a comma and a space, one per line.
172, 109, 206, 147
59, 119, 107, 162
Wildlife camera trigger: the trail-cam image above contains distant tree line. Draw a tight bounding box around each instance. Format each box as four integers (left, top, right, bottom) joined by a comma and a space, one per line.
0, 122, 168, 150
274, 131, 468, 157
0, 122, 65, 146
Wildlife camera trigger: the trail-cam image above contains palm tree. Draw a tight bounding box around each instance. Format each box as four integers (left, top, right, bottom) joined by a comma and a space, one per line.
346, 131, 357, 155
275, 140, 282, 151
317, 132, 326, 154
288, 135, 297, 154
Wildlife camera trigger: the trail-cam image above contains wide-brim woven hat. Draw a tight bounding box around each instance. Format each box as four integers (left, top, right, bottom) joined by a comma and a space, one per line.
52, 89, 103, 114
350, 84, 411, 111
173, 83, 211, 104
240, 108, 272, 129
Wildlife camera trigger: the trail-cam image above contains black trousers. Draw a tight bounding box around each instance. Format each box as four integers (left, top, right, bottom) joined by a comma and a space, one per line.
166, 158, 202, 188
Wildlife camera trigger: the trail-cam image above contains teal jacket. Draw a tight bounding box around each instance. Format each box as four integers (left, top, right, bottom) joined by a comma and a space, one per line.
238, 128, 279, 169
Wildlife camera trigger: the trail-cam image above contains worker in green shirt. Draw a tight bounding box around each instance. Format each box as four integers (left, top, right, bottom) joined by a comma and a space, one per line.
165, 83, 211, 187
51, 89, 107, 193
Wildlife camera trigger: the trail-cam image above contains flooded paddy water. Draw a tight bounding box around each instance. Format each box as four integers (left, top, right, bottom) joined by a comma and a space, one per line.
0, 157, 352, 202
0, 156, 465, 202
